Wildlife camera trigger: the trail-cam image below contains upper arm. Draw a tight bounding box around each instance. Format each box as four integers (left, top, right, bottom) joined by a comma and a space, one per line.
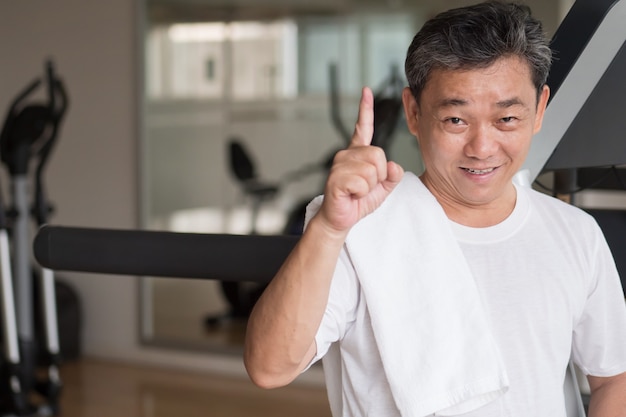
587, 371, 626, 393
586, 371, 626, 416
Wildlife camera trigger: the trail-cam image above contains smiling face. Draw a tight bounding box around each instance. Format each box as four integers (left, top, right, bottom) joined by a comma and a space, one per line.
403, 55, 550, 226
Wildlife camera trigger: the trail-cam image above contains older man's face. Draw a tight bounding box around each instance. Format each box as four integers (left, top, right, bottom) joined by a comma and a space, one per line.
403, 56, 549, 225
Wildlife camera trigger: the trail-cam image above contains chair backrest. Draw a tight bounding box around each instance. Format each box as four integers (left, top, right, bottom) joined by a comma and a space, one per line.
228, 139, 256, 182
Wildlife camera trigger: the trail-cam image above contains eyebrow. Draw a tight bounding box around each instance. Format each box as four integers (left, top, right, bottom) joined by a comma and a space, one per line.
435, 97, 527, 109
436, 98, 467, 108
495, 97, 525, 108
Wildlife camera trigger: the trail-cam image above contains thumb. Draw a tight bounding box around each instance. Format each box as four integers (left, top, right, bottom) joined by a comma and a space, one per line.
382, 161, 404, 192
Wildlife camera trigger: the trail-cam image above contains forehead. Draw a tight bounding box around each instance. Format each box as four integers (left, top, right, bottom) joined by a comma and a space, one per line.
421, 56, 536, 106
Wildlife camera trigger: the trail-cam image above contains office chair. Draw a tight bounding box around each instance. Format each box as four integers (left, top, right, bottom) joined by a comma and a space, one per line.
228, 139, 279, 234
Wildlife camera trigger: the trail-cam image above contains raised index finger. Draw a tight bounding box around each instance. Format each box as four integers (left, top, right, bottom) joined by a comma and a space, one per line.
350, 87, 374, 148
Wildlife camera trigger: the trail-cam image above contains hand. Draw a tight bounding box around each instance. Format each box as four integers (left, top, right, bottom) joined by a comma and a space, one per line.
318, 87, 404, 234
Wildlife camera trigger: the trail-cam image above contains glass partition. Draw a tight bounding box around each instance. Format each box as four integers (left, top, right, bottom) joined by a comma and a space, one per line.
139, 0, 567, 354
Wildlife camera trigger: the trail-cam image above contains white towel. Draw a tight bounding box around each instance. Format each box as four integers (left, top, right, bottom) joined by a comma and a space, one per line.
314, 172, 509, 417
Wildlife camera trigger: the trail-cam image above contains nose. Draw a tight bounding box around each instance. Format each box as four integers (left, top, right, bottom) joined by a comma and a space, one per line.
464, 124, 498, 160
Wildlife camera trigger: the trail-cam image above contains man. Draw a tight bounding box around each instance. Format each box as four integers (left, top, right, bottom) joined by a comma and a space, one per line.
244, 1, 626, 416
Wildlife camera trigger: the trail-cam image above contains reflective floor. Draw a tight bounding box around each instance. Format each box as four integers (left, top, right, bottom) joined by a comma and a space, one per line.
57, 358, 331, 417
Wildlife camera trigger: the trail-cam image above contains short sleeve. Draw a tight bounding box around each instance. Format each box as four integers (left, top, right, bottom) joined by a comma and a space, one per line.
571, 224, 626, 377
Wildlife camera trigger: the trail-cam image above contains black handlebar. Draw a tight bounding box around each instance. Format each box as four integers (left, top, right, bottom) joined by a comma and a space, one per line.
34, 226, 299, 283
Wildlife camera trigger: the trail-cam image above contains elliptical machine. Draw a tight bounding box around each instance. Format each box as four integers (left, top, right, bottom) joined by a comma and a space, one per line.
0, 60, 68, 416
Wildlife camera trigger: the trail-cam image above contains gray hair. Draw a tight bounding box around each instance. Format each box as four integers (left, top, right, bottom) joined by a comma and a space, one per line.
405, 1, 552, 103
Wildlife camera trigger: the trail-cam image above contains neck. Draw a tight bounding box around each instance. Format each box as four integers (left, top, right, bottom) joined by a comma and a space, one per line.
444, 201, 515, 227
419, 177, 517, 228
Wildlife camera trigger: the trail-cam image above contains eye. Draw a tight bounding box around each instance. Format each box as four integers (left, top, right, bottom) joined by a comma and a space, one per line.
447, 117, 463, 125
442, 116, 467, 133
499, 116, 517, 123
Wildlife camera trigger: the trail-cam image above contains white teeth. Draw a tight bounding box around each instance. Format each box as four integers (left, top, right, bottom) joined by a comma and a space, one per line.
465, 168, 494, 174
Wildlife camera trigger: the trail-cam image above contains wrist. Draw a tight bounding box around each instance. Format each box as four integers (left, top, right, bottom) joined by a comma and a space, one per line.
305, 214, 350, 246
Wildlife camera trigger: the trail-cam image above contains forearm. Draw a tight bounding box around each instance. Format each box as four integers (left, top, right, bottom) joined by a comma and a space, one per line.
244, 216, 347, 388
244, 86, 403, 389
587, 373, 626, 417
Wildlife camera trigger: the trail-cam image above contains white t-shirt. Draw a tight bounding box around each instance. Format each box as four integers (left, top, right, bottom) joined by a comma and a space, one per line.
310, 182, 626, 417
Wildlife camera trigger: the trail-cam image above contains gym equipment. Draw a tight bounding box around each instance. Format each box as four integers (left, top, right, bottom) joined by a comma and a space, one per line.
34, 227, 297, 283
329, 62, 405, 150
519, 0, 626, 191
330, 62, 405, 150
0, 169, 28, 416
227, 138, 280, 234
0, 59, 67, 416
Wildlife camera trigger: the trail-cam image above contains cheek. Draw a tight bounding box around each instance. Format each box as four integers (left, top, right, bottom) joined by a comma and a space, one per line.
417, 123, 449, 150
501, 134, 532, 162
420, 139, 460, 170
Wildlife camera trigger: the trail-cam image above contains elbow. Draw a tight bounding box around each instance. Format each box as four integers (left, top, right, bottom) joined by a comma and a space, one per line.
244, 362, 295, 390
246, 369, 291, 390
243, 349, 299, 389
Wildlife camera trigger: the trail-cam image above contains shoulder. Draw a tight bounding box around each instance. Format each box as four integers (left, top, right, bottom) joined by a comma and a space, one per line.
525, 187, 594, 220
523, 187, 602, 237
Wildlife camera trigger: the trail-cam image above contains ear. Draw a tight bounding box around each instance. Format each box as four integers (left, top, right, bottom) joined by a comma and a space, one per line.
402, 87, 420, 136
533, 84, 550, 134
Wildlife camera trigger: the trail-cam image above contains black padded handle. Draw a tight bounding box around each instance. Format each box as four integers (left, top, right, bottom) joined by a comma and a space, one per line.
34, 226, 298, 282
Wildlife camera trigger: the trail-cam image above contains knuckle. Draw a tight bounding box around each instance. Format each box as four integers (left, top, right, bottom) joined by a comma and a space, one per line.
370, 145, 386, 159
